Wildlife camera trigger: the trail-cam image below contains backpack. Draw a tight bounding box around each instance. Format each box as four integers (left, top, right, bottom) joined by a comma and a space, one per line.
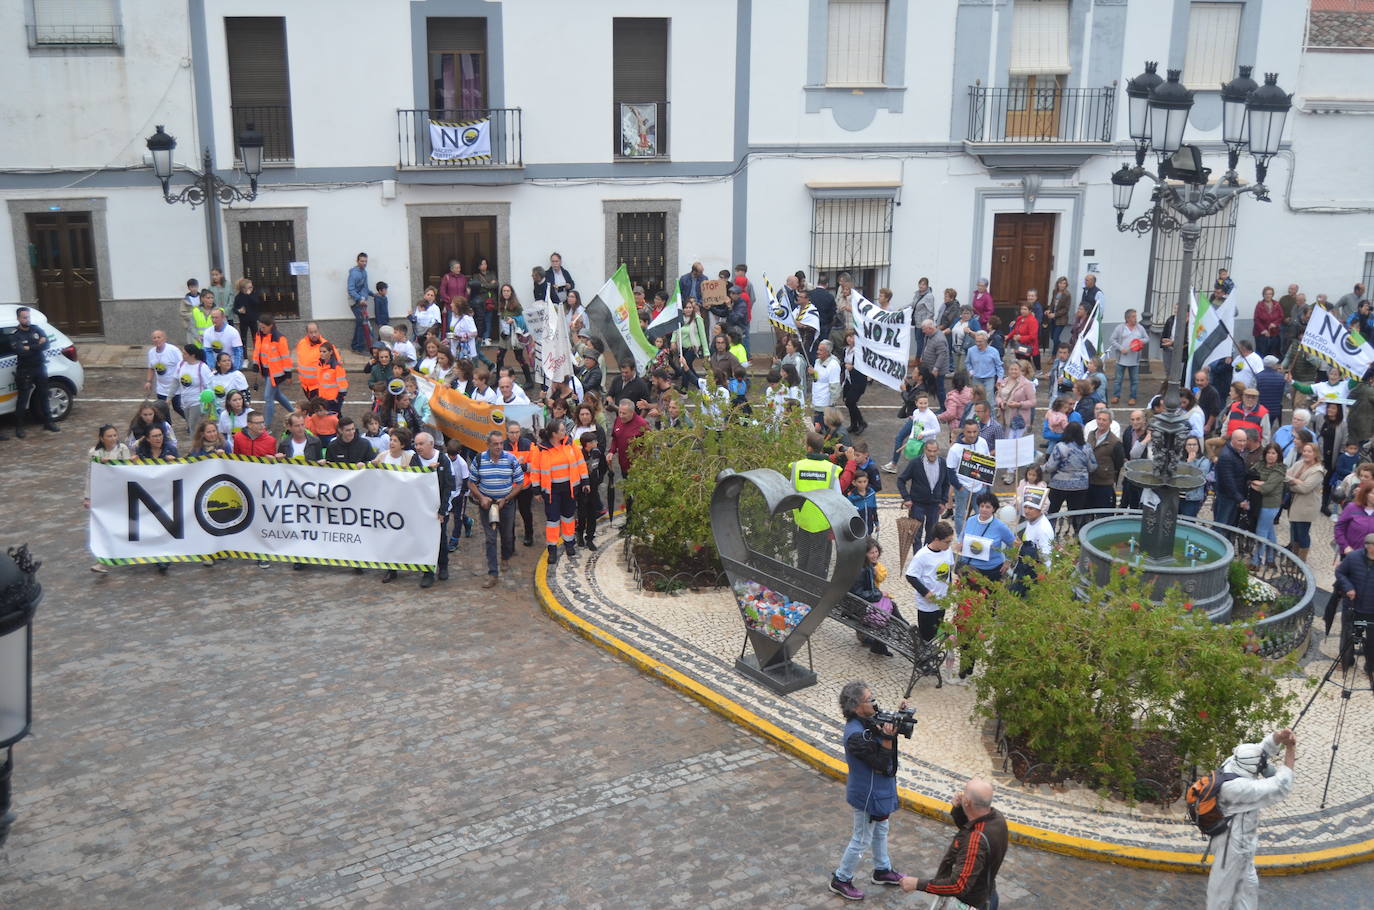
1185, 769, 1240, 838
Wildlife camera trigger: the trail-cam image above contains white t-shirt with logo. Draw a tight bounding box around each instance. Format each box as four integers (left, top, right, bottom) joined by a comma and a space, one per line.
147, 344, 183, 397
202, 324, 243, 359
905, 544, 956, 613
210, 370, 249, 407
176, 361, 214, 411
1022, 515, 1055, 567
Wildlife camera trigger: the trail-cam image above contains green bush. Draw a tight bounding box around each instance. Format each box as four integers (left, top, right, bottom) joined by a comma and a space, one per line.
952, 544, 1297, 799
622, 396, 810, 570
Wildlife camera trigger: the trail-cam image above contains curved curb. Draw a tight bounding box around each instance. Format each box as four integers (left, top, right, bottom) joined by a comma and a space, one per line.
533, 553, 1374, 874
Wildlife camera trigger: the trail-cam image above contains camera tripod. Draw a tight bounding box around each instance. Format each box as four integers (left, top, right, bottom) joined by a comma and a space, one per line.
1292, 618, 1371, 810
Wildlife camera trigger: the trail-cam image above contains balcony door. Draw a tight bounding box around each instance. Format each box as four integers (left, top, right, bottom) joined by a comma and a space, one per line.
1004, 74, 1063, 139
989, 213, 1055, 326
421, 216, 495, 291
427, 17, 487, 116
26, 212, 102, 334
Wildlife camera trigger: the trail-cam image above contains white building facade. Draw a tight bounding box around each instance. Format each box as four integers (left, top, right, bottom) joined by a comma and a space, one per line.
2, 0, 1372, 351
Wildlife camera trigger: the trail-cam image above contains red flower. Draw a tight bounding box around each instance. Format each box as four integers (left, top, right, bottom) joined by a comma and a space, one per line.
1197, 710, 1208, 720
1036, 573, 1047, 582
1183, 602, 1193, 611
1117, 565, 1129, 576
1257, 612, 1267, 619
1130, 602, 1142, 611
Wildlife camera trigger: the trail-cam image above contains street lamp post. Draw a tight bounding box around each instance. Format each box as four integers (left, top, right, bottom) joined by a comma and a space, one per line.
0, 546, 42, 849
144, 123, 266, 274
1110, 65, 1291, 560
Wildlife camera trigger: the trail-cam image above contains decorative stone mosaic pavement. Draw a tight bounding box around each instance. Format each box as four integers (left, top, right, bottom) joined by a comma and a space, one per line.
546, 502, 1374, 865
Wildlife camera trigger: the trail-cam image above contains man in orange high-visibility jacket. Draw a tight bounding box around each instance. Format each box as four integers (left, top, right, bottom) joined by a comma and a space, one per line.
314, 341, 348, 414
295, 323, 329, 398
532, 420, 588, 566
253, 314, 295, 428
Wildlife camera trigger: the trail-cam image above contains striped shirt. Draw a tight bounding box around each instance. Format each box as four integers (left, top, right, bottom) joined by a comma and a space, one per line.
469, 450, 524, 498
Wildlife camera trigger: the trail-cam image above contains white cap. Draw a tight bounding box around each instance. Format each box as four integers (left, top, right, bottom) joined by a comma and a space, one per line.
1262, 355, 1280, 367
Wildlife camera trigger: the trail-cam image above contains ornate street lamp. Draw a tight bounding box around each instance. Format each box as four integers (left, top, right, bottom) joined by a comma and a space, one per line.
1124, 61, 1163, 166
143, 123, 265, 208
0, 546, 42, 849
1147, 69, 1194, 156
1246, 73, 1293, 187
1220, 65, 1259, 180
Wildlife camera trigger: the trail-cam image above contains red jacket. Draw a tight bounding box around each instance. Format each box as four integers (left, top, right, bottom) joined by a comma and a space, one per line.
440, 272, 468, 306
609, 414, 649, 474
233, 429, 278, 457
1009, 314, 1040, 356
1253, 299, 1284, 338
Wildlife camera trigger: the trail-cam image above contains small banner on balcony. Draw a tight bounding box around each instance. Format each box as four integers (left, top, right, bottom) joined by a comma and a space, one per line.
429, 118, 491, 161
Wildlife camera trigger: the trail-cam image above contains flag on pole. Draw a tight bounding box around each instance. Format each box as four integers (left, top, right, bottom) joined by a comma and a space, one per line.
645, 283, 681, 341
541, 297, 574, 382
584, 265, 655, 371
1298, 304, 1374, 381
1062, 302, 1100, 382
766, 275, 798, 335
1187, 289, 1238, 378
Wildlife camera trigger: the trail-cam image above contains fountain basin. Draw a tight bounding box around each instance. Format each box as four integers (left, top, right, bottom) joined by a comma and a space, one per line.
1077, 516, 1234, 622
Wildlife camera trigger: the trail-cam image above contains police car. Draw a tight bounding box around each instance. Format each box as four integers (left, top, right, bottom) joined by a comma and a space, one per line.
0, 305, 85, 422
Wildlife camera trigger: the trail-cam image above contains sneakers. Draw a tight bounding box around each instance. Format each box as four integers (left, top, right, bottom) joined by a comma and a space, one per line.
881, 461, 898, 474
420, 571, 434, 589
871, 868, 904, 886
829, 876, 865, 901
481, 575, 499, 589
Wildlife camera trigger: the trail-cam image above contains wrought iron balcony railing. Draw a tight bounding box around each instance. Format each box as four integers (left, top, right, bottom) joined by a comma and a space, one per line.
397, 108, 523, 168
967, 84, 1115, 143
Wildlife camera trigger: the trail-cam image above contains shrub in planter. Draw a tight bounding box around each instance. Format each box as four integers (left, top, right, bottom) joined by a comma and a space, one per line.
622, 397, 810, 573
952, 542, 1297, 799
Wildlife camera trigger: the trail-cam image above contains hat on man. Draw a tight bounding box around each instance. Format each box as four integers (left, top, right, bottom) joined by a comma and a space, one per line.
1364, 532, 1374, 546
1232, 742, 1267, 776
1262, 355, 1280, 367
1243, 387, 1259, 397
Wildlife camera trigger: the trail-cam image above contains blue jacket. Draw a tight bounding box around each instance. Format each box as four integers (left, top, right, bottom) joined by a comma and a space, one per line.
1044, 441, 1096, 491
347, 265, 372, 304
678, 271, 704, 304
1255, 368, 1285, 417
1335, 550, 1374, 613
1215, 444, 1249, 504
843, 716, 899, 816
847, 488, 878, 533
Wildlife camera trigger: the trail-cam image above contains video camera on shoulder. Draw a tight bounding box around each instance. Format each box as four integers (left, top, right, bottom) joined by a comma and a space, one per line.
871, 702, 917, 740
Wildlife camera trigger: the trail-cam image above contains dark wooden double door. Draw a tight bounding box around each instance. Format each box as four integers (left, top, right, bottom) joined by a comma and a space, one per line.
989, 213, 1055, 327
26, 212, 102, 334
421, 216, 496, 293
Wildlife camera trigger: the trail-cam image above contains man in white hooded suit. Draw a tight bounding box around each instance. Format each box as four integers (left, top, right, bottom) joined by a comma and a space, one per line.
1206, 727, 1298, 910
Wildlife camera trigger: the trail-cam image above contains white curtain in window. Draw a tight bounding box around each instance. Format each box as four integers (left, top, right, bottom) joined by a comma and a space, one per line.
1009, 0, 1071, 76
1183, 2, 1243, 89
33, 0, 117, 28
826, 0, 887, 86
813, 198, 892, 269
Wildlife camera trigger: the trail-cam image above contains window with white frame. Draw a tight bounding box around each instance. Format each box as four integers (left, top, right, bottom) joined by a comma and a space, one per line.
29, 0, 120, 47
826, 0, 886, 86
1182, 2, 1243, 90
810, 196, 894, 300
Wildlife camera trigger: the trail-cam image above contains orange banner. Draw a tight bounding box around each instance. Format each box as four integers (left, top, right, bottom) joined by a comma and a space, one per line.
418, 378, 506, 450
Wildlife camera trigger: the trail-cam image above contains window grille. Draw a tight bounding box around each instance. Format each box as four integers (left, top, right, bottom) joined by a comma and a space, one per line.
826, 0, 886, 85
240, 220, 300, 319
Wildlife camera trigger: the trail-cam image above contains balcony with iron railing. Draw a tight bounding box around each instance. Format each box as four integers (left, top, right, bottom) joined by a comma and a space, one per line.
397, 108, 523, 170
965, 83, 1116, 170
231, 105, 294, 163
26, 23, 122, 47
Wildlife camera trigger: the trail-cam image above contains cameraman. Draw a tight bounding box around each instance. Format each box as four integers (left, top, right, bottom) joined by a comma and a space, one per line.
1206, 728, 1297, 910
1334, 532, 1374, 683
828, 681, 907, 901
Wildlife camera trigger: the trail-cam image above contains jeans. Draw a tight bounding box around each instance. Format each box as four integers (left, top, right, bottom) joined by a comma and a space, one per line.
953, 485, 975, 536
261, 378, 294, 429
1255, 334, 1281, 359
1253, 505, 1280, 563
1213, 495, 1240, 529
974, 376, 998, 406
1088, 483, 1116, 509
908, 501, 944, 550
350, 302, 369, 353
1112, 363, 1139, 401
1050, 322, 1064, 351
1289, 520, 1311, 548
891, 419, 914, 464
835, 806, 891, 882
1180, 498, 1203, 518
483, 499, 517, 575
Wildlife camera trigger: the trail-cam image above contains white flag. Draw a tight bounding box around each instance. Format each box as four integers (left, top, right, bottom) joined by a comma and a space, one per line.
1299, 304, 1374, 381
429, 119, 491, 161
1062, 303, 1101, 383
541, 298, 574, 382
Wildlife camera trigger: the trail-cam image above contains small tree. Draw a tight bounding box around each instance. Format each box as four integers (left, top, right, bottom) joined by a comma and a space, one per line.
952, 542, 1297, 798
622, 396, 810, 571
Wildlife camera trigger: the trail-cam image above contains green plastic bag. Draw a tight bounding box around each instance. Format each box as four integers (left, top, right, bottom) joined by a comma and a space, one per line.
903, 436, 925, 460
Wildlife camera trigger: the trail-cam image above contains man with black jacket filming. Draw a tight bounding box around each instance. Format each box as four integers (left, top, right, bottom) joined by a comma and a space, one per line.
829, 681, 907, 901
901, 777, 1008, 910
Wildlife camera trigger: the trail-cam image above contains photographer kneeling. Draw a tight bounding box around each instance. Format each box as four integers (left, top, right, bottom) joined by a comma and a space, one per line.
829, 681, 913, 901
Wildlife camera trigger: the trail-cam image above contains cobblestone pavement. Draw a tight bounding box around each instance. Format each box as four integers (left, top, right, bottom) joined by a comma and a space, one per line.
0, 367, 1370, 909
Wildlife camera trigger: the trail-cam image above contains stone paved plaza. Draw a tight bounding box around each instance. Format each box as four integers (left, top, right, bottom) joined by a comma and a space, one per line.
1, 367, 1372, 908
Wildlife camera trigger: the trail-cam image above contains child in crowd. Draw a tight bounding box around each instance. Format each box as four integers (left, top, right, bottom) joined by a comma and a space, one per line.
305, 399, 338, 445
1014, 464, 1046, 513
1331, 440, 1361, 501
373, 281, 391, 327
1042, 397, 1072, 448
577, 435, 607, 550
391, 322, 416, 367
361, 413, 389, 455
846, 471, 879, 535
727, 364, 751, 414
763, 367, 787, 419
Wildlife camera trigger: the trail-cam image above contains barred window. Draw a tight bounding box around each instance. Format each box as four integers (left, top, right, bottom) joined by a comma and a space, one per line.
826, 0, 886, 86
30, 0, 120, 47
1362, 251, 1374, 297
616, 211, 667, 299
240, 220, 300, 319
1144, 203, 1238, 330
810, 196, 894, 300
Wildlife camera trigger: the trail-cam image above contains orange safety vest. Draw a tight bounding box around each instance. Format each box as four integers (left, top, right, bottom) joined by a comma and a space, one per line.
533, 442, 588, 491
505, 437, 535, 488
295, 336, 328, 389
316, 359, 348, 401
254, 329, 293, 381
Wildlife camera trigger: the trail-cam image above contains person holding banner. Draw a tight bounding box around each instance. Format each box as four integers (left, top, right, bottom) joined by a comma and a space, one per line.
947, 420, 991, 536
412, 432, 454, 589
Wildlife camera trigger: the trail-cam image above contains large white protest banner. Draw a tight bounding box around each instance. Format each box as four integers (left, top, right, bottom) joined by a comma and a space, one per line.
428, 118, 491, 161
541, 297, 575, 383
1299, 304, 1374, 381
89, 457, 440, 569
852, 295, 910, 391
1062, 302, 1101, 383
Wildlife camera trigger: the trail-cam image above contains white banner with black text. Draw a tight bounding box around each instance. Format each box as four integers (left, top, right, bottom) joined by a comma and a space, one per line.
852, 295, 910, 391
88, 457, 441, 570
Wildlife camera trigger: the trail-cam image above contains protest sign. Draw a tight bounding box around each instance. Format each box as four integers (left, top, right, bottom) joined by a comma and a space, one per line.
961, 534, 994, 561
1299, 305, 1374, 381
994, 436, 1036, 470
957, 449, 997, 485
852, 295, 910, 391
700, 279, 729, 311
1022, 486, 1049, 511
415, 375, 508, 451
89, 457, 439, 569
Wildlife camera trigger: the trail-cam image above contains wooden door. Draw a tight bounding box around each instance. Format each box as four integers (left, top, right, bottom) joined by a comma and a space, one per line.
26, 212, 102, 334
989, 213, 1055, 326
1004, 75, 1063, 139
421, 216, 496, 292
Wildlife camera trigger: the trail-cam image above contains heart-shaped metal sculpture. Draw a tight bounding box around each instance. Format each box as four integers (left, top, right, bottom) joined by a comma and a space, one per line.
711, 468, 868, 694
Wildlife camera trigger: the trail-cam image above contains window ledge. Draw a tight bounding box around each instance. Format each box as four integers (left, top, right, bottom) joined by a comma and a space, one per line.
612, 155, 673, 163
806, 84, 906, 95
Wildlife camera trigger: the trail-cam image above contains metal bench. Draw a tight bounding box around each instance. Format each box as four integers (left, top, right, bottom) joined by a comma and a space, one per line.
829, 593, 948, 697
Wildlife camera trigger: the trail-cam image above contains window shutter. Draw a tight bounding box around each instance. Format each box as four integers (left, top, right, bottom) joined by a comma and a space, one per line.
426, 18, 487, 53
225, 18, 291, 107
1183, 2, 1243, 89
826, 0, 886, 85
1009, 0, 1070, 76
613, 18, 668, 101
33, 0, 116, 28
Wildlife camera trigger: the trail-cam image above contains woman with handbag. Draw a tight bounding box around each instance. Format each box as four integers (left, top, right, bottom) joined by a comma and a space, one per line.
1009, 303, 1041, 372
848, 539, 905, 656
493, 283, 534, 385
1285, 442, 1325, 562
